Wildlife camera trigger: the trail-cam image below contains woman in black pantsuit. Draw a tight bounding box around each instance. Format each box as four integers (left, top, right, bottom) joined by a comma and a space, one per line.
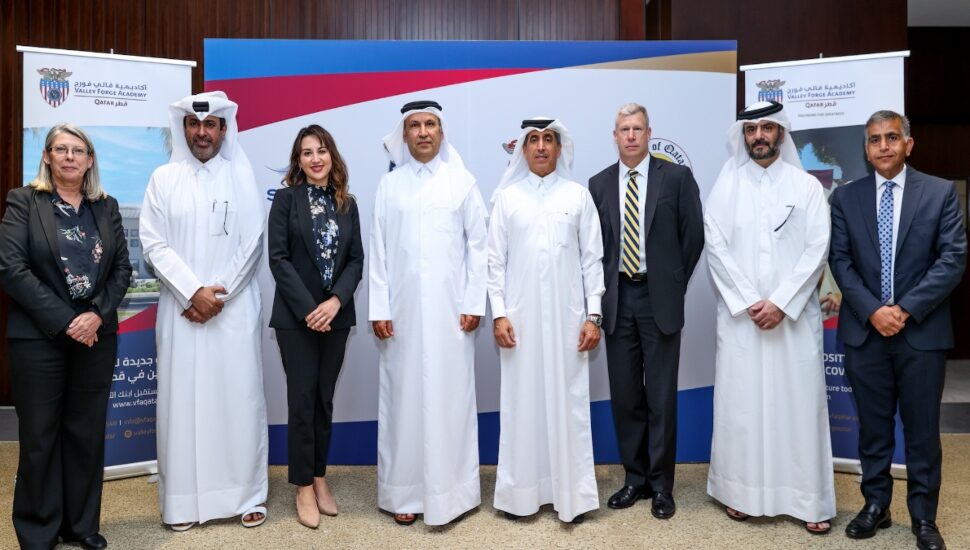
267, 125, 364, 529
0, 124, 132, 550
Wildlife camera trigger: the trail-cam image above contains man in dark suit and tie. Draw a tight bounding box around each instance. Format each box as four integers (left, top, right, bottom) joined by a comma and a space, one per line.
588, 103, 704, 519
830, 110, 966, 550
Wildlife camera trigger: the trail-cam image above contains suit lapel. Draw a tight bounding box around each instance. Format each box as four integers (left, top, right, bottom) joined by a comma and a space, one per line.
90, 199, 113, 285
294, 186, 318, 262
605, 163, 621, 247
855, 174, 880, 253
896, 167, 923, 254
35, 191, 66, 271
641, 155, 663, 243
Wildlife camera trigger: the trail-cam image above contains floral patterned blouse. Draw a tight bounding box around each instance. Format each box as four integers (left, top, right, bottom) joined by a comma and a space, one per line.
51, 191, 102, 300
307, 184, 340, 290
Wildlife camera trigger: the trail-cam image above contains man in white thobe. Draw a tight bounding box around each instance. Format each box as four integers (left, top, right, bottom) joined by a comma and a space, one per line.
704, 101, 835, 533
140, 91, 268, 530
369, 100, 488, 526
488, 118, 605, 524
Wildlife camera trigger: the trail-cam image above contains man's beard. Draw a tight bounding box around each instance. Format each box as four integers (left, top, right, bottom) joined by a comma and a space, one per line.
746, 138, 779, 161
190, 138, 219, 161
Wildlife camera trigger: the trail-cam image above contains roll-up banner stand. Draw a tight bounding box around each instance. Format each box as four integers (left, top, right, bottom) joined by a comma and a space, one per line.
18, 45, 194, 480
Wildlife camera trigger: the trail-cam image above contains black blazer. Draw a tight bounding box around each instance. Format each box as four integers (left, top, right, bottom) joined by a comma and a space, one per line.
829, 167, 967, 350
0, 186, 132, 339
588, 156, 704, 335
267, 184, 364, 330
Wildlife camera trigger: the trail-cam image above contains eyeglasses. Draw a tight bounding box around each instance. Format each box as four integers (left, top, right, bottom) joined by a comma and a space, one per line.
48, 145, 90, 157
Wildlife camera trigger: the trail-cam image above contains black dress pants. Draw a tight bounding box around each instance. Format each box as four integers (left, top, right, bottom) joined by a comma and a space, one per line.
844, 330, 946, 521
9, 333, 116, 550
276, 327, 350, 486
604, 277, 681, 492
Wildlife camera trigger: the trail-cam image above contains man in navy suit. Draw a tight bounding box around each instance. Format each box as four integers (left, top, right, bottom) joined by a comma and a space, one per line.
830, 110, 966, 550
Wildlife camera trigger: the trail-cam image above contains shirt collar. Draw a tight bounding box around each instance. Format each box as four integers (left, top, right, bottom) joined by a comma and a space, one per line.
743, 156, 785, 183
50, 188, 87, 212
307, 182, 335, 199
875, 164, 907, 190
189, 152, 227, 174
408, 154, 442, 177
620, 154, 651, 179
527, 170, 558, 189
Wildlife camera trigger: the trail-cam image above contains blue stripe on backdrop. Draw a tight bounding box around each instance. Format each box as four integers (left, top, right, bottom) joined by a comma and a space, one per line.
204, 40, 737, 81
267, 386, 714, 466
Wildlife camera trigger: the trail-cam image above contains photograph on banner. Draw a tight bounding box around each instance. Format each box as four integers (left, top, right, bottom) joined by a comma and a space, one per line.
205, 38, 736, 465
20, 47, 192, 469
745, 53, 908, 468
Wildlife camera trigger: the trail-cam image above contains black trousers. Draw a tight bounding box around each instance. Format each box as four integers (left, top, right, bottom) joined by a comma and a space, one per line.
604, 277, 681, 492
844, 330, 946, 522
276, 327, 350, 486
9, 333, 116, 550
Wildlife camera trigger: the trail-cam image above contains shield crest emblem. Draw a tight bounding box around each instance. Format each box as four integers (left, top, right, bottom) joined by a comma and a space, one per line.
37, 68, 72, 108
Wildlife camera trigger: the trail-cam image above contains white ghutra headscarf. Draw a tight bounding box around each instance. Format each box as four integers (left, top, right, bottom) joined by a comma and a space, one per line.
492, 117, 574, 203
706, 101, 801, 244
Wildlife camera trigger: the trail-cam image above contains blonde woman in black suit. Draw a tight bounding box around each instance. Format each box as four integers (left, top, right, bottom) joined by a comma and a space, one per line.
268, 125, 364, 529
0, 124, 132, 550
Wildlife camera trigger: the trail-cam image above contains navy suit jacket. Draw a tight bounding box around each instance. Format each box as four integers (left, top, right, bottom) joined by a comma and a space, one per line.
829, 166, 967, 350
588, 156, 704, 335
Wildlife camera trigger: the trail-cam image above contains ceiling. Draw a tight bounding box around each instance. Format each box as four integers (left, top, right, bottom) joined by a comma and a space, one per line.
909, 0, 970, 26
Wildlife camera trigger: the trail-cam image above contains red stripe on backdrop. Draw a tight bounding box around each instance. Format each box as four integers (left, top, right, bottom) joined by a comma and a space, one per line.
118, 304, 158, 334
207, 68, 540, 131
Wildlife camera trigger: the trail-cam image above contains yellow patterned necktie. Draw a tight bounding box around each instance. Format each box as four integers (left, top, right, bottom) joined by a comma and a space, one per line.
622, 170, 641, 276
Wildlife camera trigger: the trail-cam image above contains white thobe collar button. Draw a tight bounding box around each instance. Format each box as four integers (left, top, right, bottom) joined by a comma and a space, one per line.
527, 171, 556, 190
409, 154, 442, 179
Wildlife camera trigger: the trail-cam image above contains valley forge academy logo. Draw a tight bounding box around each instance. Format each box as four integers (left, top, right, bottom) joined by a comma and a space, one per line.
756, 79, 785, 103
38, 67, 72, 108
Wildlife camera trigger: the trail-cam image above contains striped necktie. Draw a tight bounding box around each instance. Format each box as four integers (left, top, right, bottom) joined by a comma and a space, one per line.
622, 170, 641, 276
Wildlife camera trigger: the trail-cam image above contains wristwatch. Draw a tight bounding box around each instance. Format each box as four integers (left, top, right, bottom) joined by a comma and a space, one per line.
586, 314, 602, 327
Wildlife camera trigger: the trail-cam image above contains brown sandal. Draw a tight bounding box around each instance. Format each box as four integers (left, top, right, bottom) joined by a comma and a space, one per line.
805, 520, 831, 534
726, 507, 750, 521
394, 513, 417, 526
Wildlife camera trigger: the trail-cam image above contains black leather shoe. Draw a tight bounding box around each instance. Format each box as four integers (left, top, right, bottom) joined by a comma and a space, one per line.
568, 513, 585, 524
504, 511, 522, 521
80, 533, 108, 549
607, 485, 646, 509
844, 503, 891, 539
650, 492, 676, 519
912, 520, 946, 550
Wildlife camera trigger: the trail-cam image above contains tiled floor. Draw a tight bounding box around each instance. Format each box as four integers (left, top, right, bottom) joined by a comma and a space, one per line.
1, 361, 969, 442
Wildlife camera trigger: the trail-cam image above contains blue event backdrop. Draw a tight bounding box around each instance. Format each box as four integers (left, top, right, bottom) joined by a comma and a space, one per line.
204, 39, 738, 465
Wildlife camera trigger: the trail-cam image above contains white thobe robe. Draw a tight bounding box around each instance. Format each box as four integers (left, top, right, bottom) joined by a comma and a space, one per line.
487, 172, 605, 522
140, 155, 268, 524
704, 158, 836, 522
368, 156, 488, 526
